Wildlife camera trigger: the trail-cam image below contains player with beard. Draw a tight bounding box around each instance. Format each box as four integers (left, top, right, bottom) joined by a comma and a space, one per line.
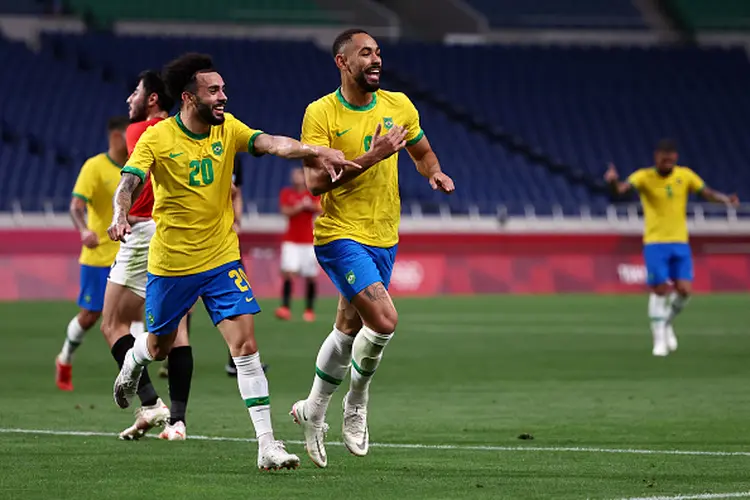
290, 29, 455, 468
606, 140, 738, 356
108, 53, 359, 470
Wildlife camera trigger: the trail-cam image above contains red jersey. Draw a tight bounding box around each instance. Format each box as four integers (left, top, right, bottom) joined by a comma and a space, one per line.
126, 118, 163, 218
280, 187, 319, 244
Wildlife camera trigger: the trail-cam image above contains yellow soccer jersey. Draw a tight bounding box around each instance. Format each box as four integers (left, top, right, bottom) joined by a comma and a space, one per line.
627, 166, 705, 244
301, 88, 424, 247
122, 112, 263, 276
72, 153, 123, 267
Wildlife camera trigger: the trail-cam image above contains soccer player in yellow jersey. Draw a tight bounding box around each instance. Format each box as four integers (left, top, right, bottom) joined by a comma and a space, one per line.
289, 29, 455, 468
107, 53, 356, 471
606, 139, 739, 356
55, 116, 129, 391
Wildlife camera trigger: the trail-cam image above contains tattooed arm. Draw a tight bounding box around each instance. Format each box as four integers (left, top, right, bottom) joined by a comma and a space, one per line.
107, 173, 141, 241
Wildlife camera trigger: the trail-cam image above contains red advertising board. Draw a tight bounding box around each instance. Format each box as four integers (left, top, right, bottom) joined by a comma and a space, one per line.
0, 230, 748, 300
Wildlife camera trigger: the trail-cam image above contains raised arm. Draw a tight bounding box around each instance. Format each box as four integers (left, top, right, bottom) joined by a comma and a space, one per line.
604, 163, 634, 195
107, 173, 142, 241
406, 135, 455, 194
699, 186, 740, 207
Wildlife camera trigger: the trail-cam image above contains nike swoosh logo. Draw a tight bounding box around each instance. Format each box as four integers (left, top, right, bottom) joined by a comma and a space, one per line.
335, 129, 351, 137
245, 297, 254, 302
358, 428, 368, 451
169, 152, 184, 158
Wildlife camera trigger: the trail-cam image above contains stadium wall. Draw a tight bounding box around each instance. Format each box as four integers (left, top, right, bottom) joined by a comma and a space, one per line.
1, 228, 748, 301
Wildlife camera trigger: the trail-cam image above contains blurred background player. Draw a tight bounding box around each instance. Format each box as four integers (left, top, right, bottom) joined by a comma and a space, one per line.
100, 70, 194, 440
605, 139, 739, 356
275, 167, 321, 322
55, 116, 129, 391
290, 29, 455, 468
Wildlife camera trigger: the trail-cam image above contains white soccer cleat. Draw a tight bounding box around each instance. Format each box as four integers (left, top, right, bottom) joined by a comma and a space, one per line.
665, 323, 678, 352
113, 364, 143, 409
257, 440, 300, 471
290, 400, 329, 468
342, 393, 369, 457
158, 421, 187, 441
652, 342, 669, 357
118, 398, 170, 441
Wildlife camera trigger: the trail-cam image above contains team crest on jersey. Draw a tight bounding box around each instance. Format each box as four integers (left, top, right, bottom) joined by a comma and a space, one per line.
212, 141, 224, 156
676, 178, 682, 185
383, 117, 393, 130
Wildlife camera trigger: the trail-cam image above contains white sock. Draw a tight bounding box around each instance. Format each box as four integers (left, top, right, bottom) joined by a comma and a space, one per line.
234, 352, 274, 448
120, 332, 153, 380
130, 321, 145, 337
648, 293, 670, 347
305, 326, 355, 425
348, 326, 393, 407
59, 317, 87, 364
667, 292, 690, 324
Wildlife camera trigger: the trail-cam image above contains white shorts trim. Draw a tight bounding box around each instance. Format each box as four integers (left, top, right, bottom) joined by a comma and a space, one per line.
108, 219, 155, 299
280, 242, 318, 278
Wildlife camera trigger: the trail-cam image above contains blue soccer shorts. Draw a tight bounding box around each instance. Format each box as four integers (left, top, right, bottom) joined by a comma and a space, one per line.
643, 243, 693, 287
77, 264, 110, 312
145, 260, 261, 336
315, 239, 398, 301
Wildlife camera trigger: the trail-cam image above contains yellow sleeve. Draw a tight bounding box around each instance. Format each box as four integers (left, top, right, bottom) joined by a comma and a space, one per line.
72, 158, 97, 203
626, 169, 647, 191
686, 168, 706, 193
300, 103, 331, 147
231, 116, 264, 157
122, 126, 157, 182
401, 94, 424, 146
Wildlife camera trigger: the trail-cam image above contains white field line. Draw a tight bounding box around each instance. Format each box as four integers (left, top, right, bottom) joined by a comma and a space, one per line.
2, 428, 750, 458
617, 491, 750, 500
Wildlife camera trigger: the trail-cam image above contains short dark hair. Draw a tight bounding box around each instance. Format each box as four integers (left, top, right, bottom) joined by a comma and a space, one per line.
138, 69, 174, 112
107, 115, 130, 132
656, 138, 677, 153
331, 28, 370, 58
162, 53, 216, 103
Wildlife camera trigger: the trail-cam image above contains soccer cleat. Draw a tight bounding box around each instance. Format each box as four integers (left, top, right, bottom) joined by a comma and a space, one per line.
158, 360, 169, 379
342, 393, 369, 457
55, 357, 73, 391
302, 309, 316, 323
665, 323, 678, 352
257, 440, 300, 471
113, 364, 143, 409
652, 342, 669, 357
290, 400, 329, 468
118, 398, 170, 441
275, 306, 291, 321
159, 421, 187, 441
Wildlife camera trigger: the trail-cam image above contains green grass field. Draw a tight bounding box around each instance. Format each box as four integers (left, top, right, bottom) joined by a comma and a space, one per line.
1, 294, 749, 500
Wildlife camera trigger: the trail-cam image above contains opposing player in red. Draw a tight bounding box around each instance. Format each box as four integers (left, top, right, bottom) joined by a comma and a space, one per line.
275, 167, 321, 322
100, 70, 193, 441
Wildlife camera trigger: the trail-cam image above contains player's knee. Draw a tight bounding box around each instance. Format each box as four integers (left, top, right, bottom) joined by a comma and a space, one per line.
675, 282, 692, 297
651, 283, 670, 296
228, 336, 258, 357
369, 308, 398, 334
78, 310, 100, 330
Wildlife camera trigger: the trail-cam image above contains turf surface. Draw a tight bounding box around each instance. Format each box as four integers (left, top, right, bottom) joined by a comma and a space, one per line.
0, 294, 749, 499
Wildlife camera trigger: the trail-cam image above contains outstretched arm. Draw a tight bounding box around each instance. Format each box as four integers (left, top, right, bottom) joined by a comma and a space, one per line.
108, 173, 142, 241
407, 135, 454, 194
699, 186, 740, 207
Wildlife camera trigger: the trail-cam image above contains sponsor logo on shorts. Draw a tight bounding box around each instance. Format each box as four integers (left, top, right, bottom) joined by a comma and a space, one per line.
245, 297, 254, 303
84, 294, 91, 303
345, 270, 356, 285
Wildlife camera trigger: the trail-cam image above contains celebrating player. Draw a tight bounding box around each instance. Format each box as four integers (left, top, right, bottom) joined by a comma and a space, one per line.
290, 29, 455, 468
55, 116, 129, 391
605, 139, 739, 356
275, 167, 321, 322
107, 53, 358, 470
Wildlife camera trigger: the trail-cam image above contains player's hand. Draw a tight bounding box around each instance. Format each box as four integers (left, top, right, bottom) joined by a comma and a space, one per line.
728, 194, 740, 208
107, 217, 131, 242
370, 123, 407, 162
316, 147, 361, 182
429, 172, 455, 194
232, 221, 241, 233
604, 163, 619, 183
80, 230, 99, 249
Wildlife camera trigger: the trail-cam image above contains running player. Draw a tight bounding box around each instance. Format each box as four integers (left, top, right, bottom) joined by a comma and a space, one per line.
55, 116, 129, 391
605, 139, 739, 356
290, 29, 455, 468
107, 53, 358, 470
275, 167, 321, 322
101, 70, 196, 441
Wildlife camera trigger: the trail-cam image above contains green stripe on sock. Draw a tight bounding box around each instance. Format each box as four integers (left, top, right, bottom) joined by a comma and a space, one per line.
315, 367, 343, 385
649, 316, 666, 322
244, 396, 270, 408
351, 359, 376, 377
